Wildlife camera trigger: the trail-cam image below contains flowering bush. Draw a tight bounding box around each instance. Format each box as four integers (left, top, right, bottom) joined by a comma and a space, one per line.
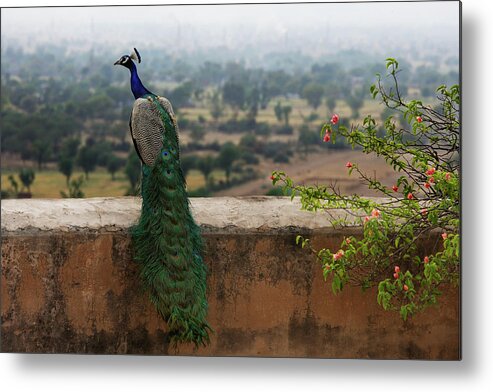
271, 59, 460, 320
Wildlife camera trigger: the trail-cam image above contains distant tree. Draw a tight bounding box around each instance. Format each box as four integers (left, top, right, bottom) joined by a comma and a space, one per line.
273, 153, 290, 163
346, 88, 365, 119
197, 61, 223, 87
168, 81, 194, 109
80, 93, 114, 120
109, 122, 128, 144
222, 81, 246, 118
246, 86, 260, 122
77, 145, 97, 179
209, 89, 224, 121
189, 122, 203, 141
217, 142, 240, 184
58, 155, 74, 184
282, 105, 292, 126
93, 141, 113, 167
18, 168, 35, 194
180, 155, 198, 178
57, 138, 80, 184
274, 101, 283, 123
61, 137, 80, 157
19, 95, 38, 112
302, 83, 324, 110
106, 154, 125, 180
325, 83, 340, 114
298, 125, 320, 156
239, 134, 258, 152
197, 155, 215, 187
259, 80, 271, 109
32, 140, 51, 170
125, 150, 141, 195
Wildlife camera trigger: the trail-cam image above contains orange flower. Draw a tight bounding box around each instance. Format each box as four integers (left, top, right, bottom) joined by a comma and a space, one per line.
426, 167, 436, 176
371, 208, 380, 218
407, 193, 414, 200
416, 116, 423, 123
403, 284, 409, 291
424, 256, 429, 264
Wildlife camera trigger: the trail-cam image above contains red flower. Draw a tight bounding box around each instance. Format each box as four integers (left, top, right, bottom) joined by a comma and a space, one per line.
333, 250, 344, 260
421, 208, 428, 215
331, 114, 339, 125
394, 266, 400, 273
442, 232, 448, 240
426, 167, 436, 176
445, 172, 451, 181
407, 193, 414, 200
416, 116, 423, 123
345, 238, 351, 245
392, 185, 398, 192
429, 176, 435, 184
424, 182, 430, 189
346, 161, 353, 168
270, 175, 275, 181
403, 284, 409, 291
393, 272, 399, 279
323, 133, 331, 142
364, 216, 370, 223
424, 256, 429, 264
371, 208, 380, 218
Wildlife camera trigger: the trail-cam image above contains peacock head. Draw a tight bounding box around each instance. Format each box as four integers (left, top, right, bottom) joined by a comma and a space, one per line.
114, 48, 141, 69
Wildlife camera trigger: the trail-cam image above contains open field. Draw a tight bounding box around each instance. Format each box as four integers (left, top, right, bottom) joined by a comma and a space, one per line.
180, 98, 386, 129
2, 149, 400, 199
1, 167, 228, 199
2, 94, 423, 200
216, 149, 401, 197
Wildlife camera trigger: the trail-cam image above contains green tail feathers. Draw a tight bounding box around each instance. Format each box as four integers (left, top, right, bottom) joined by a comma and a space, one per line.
132, 95, 212, 347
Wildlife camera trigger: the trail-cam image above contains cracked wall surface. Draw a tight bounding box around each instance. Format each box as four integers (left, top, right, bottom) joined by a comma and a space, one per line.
1, 197, 460, 358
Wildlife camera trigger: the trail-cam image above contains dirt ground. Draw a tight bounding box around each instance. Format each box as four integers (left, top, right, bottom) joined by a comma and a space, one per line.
215, 149, 401, 197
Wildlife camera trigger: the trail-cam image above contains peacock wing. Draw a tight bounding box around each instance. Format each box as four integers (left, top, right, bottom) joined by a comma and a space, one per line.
130, 98, 163, 167
130, 96, 178, 167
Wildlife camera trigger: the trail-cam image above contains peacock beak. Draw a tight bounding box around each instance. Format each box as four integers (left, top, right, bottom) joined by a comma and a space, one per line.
114, 59, 121, 65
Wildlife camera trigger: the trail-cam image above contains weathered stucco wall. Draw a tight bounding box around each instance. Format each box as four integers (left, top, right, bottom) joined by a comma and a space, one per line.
1, 197, 460, 359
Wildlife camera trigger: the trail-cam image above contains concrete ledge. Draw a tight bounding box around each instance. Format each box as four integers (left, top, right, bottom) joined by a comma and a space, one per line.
1, 196, 362, 233
1, 197, 460, 359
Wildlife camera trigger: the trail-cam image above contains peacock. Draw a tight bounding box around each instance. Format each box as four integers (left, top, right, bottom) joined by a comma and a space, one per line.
114, 48, 211, 347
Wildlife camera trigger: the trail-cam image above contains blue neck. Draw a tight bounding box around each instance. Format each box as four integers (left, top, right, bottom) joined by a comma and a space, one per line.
129, 61, 153, 99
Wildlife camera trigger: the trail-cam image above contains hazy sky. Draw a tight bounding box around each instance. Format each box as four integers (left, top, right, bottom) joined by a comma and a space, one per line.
1, 2, 460, 54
